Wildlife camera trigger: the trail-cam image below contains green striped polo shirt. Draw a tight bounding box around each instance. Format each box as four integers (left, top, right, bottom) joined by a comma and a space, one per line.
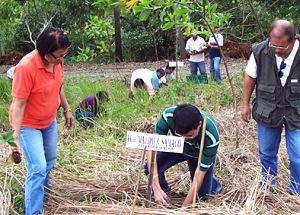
155, 106, 220, 171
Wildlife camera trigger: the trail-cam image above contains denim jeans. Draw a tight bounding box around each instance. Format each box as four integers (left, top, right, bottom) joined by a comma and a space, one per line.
258, 123, 300, 194
144, 151, 222, 199
190, 61, 206, 75
20, 119, 58, 215
209, 57, 222, 83
75, 111, 95, 127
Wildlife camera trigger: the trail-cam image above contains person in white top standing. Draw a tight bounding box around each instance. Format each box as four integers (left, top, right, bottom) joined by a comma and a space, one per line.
6, 66, 16, 82
242, 19, 300, 195
185, 29, 207, 76
208, 28, 223, 83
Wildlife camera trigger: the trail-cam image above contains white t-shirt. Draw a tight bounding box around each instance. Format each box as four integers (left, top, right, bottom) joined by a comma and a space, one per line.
246, 40, 299, 86
130, 69, 155, 96
185, 36, 206, 62
208, 33, 223, 46
6, 66, 15, 80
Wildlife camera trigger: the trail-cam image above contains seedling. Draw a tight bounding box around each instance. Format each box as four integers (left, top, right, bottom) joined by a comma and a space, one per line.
0, 130, 16, 147
0, 130, 22, 164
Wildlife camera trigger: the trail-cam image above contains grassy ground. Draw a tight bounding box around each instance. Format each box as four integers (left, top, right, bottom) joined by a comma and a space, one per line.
1, 73, 299, 214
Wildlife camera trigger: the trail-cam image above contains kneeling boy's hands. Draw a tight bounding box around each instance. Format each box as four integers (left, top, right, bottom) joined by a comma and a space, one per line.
153, 188, 171, 207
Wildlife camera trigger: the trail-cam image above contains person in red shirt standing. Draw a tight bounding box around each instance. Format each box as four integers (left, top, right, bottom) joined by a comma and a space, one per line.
9, 27, 73, 215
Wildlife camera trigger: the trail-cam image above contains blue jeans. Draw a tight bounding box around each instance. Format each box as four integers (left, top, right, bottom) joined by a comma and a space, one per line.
258, 123, 300, 194
144, 151, 222, 199
190, 61, 206, 76
20, 119, 58, 215
75, 111, 95, 127
210, 57, 222, 83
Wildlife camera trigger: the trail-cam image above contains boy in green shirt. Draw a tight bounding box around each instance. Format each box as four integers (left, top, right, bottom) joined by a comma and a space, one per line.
144, 104, 222, 206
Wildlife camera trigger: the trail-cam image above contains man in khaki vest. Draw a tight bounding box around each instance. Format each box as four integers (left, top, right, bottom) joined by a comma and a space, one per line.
242, 19, 300, 195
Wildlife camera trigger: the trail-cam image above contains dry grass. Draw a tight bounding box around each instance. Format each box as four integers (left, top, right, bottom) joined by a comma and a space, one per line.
1, 109, 300, 215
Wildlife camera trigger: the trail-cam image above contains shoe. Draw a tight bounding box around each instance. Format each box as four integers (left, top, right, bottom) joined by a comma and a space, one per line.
212, 176, 222, 194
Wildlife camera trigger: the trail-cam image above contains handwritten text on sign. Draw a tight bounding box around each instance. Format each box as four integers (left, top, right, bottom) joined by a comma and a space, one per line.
126, 131, 184, 153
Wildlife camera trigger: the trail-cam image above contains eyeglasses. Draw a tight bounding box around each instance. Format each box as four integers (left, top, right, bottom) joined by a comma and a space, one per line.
278, 60, 286, 78
269, 42, 290, 50
174, 130, 195, 139
50, 52, 68, 60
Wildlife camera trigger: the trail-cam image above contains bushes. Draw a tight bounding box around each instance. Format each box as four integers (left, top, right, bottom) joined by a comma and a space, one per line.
122, 30, 156, 62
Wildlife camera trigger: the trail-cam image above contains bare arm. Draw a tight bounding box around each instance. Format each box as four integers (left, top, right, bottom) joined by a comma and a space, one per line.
11, 97, 27, 154
194, 46, 207, 54
144, 82, 155, 96
241, 74, 256, 122
146, 151, 169, 206
182, 170, 206, 207
60, 86, 74, 129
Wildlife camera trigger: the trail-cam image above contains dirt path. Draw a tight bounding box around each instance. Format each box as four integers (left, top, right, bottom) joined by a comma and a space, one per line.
0, 58, 247, 80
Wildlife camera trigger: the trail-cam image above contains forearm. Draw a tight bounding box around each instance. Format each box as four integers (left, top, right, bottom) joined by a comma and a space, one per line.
59, 86, 71, 112
183, 170, 206, 206
197, 47, 206, 54
11, 98, 27, 141
145, 84, 155, 96
242, 75, 256, 107
146, 151, 161, 189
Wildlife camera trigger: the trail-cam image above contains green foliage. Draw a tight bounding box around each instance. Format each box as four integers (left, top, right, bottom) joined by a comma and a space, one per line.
0, 130, 16, 147
61, 75, 242, 132
131, 1, 232, 38
69, 47, 97, 63
0, 76, 11, 128
215, 0, 300, 42
0, 76, 11, 101
1, 0, 299, 62
122, 30, 156, 61
84, 15, 114, 58
0, 0, 22, 53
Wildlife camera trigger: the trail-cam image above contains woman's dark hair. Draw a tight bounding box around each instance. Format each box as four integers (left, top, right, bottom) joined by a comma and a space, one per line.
173, 104, 202, 134
36, 26, 71, 58
96, 91, 109, 103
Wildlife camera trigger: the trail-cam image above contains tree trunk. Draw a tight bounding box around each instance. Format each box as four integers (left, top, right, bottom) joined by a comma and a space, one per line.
178, 31, 187, 59
114, 6, 123, 62
0, 35, 5, 56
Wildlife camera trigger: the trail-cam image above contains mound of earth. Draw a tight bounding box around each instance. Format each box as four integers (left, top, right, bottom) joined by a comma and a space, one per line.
0, 51, 24, 65
222, 40, 251, 59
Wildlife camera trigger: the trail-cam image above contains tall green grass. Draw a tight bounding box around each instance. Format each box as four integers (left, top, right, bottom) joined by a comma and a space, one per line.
0, 76, 12, 130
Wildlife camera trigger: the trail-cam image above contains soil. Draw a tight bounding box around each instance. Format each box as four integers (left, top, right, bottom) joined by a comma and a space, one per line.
0, 51, 24, 65
0, 58, 247, 81
0, 41, 250, 79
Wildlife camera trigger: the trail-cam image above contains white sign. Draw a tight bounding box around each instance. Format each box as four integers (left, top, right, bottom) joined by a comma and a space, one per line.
126, 131, 184, 153
169, 61, 184, 67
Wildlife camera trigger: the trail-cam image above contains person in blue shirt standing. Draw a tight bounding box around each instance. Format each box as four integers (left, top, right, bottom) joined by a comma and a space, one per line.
208, 28, 224, 84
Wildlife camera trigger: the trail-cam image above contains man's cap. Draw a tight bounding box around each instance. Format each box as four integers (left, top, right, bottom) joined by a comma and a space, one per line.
192, 29, 197, 36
